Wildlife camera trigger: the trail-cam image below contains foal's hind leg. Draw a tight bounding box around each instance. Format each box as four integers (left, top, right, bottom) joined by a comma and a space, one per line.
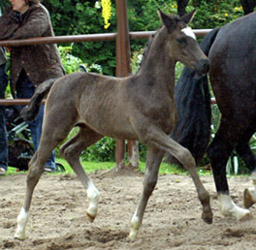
14, 108, 76, 240
60, 126, 102, 222
14, 135, 69, 239
129, 146, 164, 241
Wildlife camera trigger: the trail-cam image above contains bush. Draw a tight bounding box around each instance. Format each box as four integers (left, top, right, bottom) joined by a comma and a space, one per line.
1, 0, 254, 167
82, 137, 115, 162
0, 0, 245, 76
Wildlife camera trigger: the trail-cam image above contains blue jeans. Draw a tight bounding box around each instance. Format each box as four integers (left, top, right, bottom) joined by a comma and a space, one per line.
16, 70, 56, 170
0, 64, 8, 170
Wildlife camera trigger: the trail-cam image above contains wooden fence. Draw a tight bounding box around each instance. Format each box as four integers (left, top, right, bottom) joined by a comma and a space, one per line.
0, 0, 213, 166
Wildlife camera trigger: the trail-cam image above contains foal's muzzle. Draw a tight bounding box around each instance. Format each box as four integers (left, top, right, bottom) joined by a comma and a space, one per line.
195, 59, 210, 75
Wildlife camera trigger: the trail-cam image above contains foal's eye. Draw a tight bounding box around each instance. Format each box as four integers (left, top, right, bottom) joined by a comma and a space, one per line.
177, 37, 187, 46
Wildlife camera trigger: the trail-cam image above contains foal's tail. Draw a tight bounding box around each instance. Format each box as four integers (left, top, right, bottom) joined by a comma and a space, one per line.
20, 78, 57, 121
165, 28, 220, 165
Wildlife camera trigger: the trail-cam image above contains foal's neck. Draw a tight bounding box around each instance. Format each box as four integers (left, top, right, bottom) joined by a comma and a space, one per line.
138, 27, 176, 92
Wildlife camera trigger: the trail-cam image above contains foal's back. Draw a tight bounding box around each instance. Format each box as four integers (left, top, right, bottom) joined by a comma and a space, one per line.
47, 71, 141, 140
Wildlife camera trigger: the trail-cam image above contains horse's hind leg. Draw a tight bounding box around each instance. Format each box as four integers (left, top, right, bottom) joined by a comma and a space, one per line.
129, 146, 164, 241
14, 108, 75, 240
207, 120, 253, 220
59, 126, 102, 222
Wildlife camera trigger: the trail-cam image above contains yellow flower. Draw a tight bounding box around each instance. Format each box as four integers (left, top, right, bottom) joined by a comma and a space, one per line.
224, 13, 228, 17
101, 0, 112, 29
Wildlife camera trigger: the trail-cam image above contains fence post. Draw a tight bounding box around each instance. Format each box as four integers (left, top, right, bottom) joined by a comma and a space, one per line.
115, 0, 138, 169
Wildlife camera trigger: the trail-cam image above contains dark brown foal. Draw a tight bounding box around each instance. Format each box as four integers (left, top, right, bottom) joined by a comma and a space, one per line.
15, 9, 212, 241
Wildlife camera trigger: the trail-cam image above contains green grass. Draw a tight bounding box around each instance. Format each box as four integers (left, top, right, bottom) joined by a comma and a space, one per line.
5, 158, 212, 176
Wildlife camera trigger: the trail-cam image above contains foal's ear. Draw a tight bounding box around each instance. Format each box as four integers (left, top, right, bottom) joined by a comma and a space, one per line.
158, 8, 178, 32
180, 9, 196, 24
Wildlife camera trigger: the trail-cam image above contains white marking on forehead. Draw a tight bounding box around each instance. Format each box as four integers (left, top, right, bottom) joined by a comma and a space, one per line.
181, 26, 196, 40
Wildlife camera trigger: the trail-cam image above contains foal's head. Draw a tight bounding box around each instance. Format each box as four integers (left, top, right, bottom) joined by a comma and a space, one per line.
159, 9, 209, 75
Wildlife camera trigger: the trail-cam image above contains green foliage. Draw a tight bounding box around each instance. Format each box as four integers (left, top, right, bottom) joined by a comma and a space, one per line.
58, 46, 83, 74
43, 0, 117, 75
8, 159, 210, 175
58, 45, 103, 74
81, 137, 115, 162
1, 0, 255, 168
0, 0, 245, 76
191, 1, 243, 29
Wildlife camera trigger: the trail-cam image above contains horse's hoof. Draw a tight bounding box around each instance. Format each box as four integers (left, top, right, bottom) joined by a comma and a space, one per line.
86, 212, 96, 223
244, 188, 256, 209
239, 212, 255, 222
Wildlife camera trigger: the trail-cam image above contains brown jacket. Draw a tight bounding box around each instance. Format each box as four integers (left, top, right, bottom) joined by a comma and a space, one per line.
0, 4, 64, 95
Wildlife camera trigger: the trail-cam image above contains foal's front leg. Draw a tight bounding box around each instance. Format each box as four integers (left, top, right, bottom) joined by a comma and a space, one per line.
129, 146, 163, 241
148, 128, 213, 224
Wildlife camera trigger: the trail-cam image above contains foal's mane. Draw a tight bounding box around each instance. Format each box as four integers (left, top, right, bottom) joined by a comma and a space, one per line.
140, 29, 160, 67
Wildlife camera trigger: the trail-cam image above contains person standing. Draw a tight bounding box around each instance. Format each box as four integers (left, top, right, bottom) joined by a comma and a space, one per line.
0, 47, 8, 175
0, 0, 65, 172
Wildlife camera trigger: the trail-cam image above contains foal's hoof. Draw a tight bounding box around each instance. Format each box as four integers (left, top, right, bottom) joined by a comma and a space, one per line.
244, 188, 256, 209
14, 230, 26, 241
86, 212, 96, 223
127, 230, 137, 242
202, 215, 213, 224
202, 212, 213, 224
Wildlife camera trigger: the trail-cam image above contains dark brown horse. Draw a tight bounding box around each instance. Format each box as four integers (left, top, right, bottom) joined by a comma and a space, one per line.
14, 9, 211, 241
168, 12, 256, 221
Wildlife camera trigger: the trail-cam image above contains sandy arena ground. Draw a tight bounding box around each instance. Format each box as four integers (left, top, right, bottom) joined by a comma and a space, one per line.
1, 168, 256, 250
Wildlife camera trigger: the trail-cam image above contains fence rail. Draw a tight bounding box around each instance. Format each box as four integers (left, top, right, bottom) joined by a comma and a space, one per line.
0, 29, 213, 106
0, 29, 211, 47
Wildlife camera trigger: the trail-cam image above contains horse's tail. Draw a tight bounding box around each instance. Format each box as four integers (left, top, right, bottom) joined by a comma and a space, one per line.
20, 78, 57, 121
165, 28, 220, 165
